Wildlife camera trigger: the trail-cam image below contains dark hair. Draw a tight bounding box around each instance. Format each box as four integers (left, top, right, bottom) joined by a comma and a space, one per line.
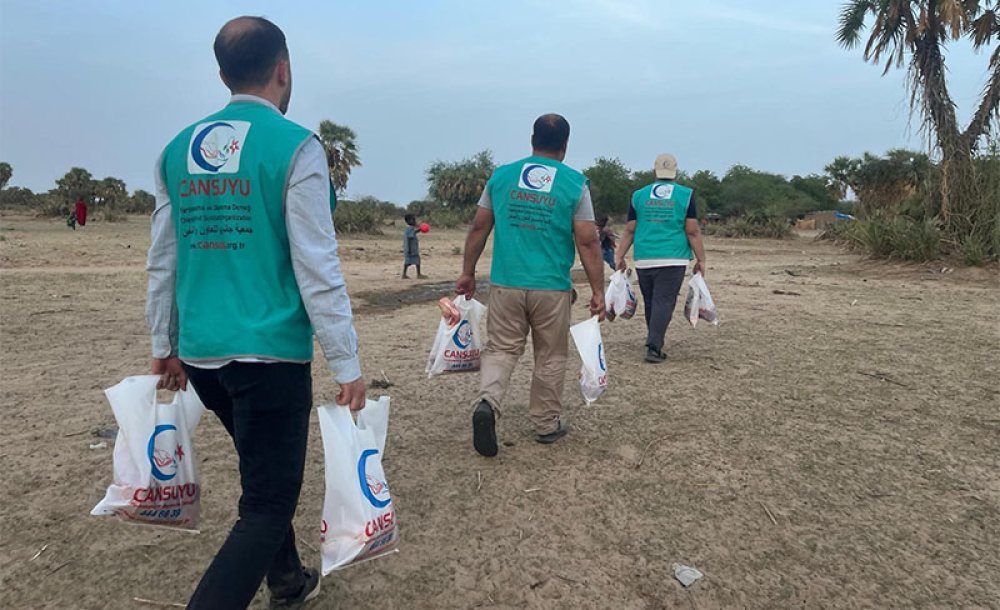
531, 114, 570, 153
404, 214, 416, 226
214, 17, 288, 90
596, 215, 609, 228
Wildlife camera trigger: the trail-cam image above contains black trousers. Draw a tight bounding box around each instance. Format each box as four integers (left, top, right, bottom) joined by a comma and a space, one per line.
184, 362, 313, 610
636, 266, 687, 352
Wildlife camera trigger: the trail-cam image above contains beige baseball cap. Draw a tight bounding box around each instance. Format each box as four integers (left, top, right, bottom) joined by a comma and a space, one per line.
654, 153, 678, 180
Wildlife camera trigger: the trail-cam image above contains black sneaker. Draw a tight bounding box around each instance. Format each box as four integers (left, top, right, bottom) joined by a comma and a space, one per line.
472, 400, 498, 457
644, 347, 667, 363
536, 420, 569, 444
270, 568, 321, 609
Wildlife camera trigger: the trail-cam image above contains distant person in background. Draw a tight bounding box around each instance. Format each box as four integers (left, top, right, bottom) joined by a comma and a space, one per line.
75, 197, 88, 227
402, 213, 427, 279
615, 153, 706, 364
596, 215, 616, 270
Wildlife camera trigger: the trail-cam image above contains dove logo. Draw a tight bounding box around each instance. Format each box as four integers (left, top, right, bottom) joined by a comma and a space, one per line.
651, 183, 674, 200
518, 163, 557, 193
452, 320, 474, 349
357, 449, 392, 509
187, 121, 251, 174
147, 424, 186, 482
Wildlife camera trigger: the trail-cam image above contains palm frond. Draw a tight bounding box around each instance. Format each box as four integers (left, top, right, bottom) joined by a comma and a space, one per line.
863, 1, 912, 74
838, 0, 876, 47
969, 9, 1000, 48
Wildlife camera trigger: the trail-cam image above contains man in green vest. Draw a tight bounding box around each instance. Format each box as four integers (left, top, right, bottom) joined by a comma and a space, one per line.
456, 114, 606, 457
615, 153, 706, 363
146, 17, 365, 609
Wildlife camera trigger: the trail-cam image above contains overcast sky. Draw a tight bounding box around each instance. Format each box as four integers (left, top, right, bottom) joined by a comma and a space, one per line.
0, 0, 993, 204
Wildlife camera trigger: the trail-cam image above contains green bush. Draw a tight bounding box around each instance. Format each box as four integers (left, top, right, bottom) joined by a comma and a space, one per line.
334, 199, 386, 234
729, 218, 755, 237
39, 194, 70, 218
0, 186, 38, 210
816, 220, 854, 242
126, 190, 156, 215
968, 150, 1000, 262
762, 216, 793, 239
700, 223, 722, 237
849, 211, 894, 256
960, 235, 988, 266
703, 214, 793, 239
103, 205, 127, 223
845, 211, 941, 261
426, 207, 473, 229
888, 216, 939, 261
991, 218, 1000, 262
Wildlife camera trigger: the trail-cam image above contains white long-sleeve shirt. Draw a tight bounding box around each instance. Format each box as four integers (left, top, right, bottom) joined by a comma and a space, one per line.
146, 95, 362, 384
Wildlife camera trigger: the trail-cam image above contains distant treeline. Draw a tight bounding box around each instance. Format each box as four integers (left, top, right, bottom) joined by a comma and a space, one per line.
0, 165, 154, 221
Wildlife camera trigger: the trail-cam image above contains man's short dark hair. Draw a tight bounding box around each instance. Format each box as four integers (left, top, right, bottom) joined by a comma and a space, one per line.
214, 17, 288, 90
531, 114, 570, 153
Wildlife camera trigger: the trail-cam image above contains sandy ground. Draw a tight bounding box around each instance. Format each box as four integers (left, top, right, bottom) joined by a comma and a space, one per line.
1, 213, 998, 610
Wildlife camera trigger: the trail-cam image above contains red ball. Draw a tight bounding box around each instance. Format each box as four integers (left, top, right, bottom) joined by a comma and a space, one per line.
419, 223, 430, 233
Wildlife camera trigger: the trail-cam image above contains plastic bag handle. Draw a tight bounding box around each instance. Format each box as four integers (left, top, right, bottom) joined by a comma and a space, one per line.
127, 375, 163, 409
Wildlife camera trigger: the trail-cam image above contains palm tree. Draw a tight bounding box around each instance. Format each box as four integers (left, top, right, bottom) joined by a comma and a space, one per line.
827, 150, 934, 214
837, 0, 1000, 227
318, 120, 361, 195
0, 162, 12, 190
96, 176, 128, 221
426, 150, 494, 210
825, 156, 858, 201
55, 167, 95, 203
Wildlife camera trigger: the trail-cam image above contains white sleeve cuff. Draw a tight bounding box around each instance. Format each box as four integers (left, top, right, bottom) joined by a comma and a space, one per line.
328, 356, 363, 385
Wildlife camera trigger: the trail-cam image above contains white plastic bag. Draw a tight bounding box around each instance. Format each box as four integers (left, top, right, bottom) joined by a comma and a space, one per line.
570, 316, 608, 404
605, 269, 637, 321
684, 273, 719, 327
426, 295, 487, 377
318, 397, 399, 574
91, 375, 205, 531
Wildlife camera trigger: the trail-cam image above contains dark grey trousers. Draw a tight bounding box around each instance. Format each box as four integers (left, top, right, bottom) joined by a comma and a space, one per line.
636, 266, 687, 352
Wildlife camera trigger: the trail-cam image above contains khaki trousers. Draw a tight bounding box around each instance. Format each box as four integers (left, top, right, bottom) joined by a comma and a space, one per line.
476, 286, 571, 435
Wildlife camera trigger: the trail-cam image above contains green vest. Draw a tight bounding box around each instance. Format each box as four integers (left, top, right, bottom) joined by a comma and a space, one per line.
487, 156, 586, 291
632, 180, 693, 261
161, 100, 324, 361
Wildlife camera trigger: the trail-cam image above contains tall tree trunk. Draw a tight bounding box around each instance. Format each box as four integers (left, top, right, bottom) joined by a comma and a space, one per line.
914, 1, 966, 224
916, 0, 1000, 237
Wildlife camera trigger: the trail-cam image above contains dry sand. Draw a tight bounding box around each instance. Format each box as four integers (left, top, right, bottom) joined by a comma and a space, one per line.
1, 214, 997, 609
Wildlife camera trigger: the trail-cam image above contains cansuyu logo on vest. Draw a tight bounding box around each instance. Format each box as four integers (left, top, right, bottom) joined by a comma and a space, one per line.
518, 163, 558, 193
452, 320, 474, 349
147, 424, 186, 482
357, 449, 391, 509
651, 183, 675, 199
187, 121, 252, 174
